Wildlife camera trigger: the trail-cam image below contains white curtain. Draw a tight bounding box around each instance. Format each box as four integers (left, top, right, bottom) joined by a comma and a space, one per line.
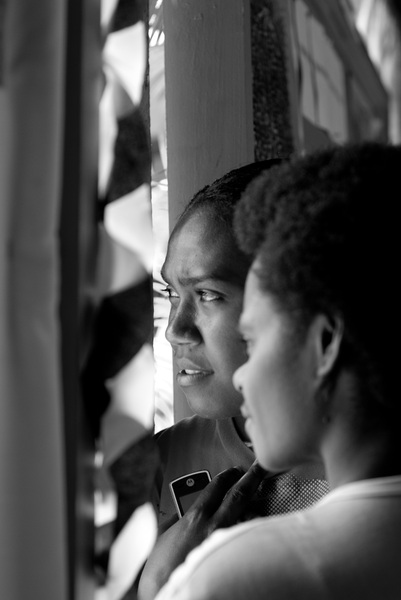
0, 0, 68, 597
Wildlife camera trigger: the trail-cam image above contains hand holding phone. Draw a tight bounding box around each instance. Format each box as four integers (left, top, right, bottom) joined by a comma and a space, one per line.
139, 465, 266, 599
169, 470, 212, 518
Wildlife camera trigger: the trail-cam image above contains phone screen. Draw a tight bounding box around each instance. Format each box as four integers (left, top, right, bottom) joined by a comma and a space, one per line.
170, 470, 212, 517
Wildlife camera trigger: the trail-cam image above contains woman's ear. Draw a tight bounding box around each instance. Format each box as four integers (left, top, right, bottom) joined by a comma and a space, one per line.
313, 314, 344, 379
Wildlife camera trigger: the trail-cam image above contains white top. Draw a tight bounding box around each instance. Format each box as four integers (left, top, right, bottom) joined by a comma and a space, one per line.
155, 475, 401, 600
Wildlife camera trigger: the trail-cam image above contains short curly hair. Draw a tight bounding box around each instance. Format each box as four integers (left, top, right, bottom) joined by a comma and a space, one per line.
235, 142, 401, 412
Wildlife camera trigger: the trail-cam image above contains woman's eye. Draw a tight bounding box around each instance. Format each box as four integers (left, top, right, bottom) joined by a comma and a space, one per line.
198, 290, 221, 302
161, 286, 179, 300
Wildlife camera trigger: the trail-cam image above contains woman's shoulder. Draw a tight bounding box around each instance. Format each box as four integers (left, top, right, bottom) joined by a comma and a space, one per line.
157, 498, 401, 600
156, 514, 326, 600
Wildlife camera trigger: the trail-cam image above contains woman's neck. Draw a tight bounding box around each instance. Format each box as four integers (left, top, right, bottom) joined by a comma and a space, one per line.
322, 409, 401, 489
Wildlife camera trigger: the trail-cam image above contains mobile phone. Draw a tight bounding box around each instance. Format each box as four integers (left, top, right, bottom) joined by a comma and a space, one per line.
169, 470, 212, 518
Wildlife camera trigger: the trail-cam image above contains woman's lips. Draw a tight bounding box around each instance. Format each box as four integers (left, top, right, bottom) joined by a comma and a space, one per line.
176, 368, 213, 387
241, 405, 251, 420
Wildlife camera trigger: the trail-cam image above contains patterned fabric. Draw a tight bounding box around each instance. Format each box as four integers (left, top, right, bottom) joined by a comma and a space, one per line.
85, 1, 159, 598
254, 472, 330, 516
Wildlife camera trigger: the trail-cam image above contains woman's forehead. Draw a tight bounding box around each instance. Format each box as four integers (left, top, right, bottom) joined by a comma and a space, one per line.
172, 208, 228, 243
178, 204, 227, 232
163, 210, 250, 284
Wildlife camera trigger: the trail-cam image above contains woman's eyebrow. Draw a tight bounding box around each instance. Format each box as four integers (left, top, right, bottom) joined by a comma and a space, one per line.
160, 267, 240, 287
159, 270, 216, 287
176, 274, 228, 286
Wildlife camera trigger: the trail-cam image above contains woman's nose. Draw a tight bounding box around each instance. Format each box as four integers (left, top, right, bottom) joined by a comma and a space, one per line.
165, 301, 202, 346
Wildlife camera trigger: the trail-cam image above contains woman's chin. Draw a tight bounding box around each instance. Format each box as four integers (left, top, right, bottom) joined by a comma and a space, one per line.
184, 391, 241, 421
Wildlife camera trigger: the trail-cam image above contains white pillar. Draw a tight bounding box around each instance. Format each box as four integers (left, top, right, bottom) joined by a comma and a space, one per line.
163, 0, 255, 421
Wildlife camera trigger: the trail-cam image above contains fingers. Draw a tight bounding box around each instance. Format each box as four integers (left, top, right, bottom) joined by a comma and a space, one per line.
214, 460, 270, 527
237, 458, 270, 491
187, 467, 245, 518
181, 461, 270, 532
158, 512, 179, 535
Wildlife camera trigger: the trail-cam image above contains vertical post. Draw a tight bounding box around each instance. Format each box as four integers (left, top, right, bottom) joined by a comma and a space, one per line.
60, 0, 100, 598
163, 0, 255, 421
